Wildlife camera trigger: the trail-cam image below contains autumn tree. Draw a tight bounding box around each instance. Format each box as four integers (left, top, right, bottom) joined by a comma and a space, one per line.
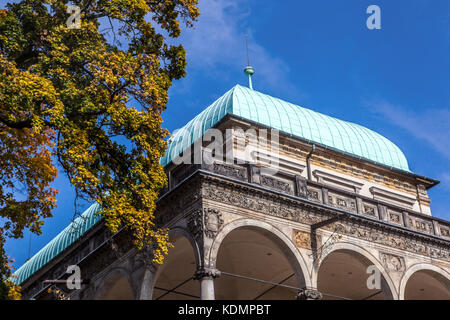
0, 0, 199, 299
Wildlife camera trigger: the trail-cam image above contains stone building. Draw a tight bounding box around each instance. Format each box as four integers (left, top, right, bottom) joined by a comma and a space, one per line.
12, 72, 450, 300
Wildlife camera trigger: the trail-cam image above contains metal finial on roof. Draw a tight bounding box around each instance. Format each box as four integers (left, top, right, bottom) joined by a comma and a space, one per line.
244, 36, 254, 90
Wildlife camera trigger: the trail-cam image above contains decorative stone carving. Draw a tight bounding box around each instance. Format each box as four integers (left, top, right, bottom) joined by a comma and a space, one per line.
260, 175, 293, 194
187, 209, 203, 244
204, 208, 224, 238
187, 207, 224, 244
211, 163, 247, 181
296, 288, 323, 300
293, 230, 322, 250
362, 203, 378, 217
193, 267, 221, 280
387, 209, 403, 225
390, 213, 400, 223
326, 222, 449, 262
409, 216, 434, 234
379, 252, 405, 272
328, 192, 356, 213
203, 185, 322, 225
441, 227, 450, 238
306, 187, 321, 203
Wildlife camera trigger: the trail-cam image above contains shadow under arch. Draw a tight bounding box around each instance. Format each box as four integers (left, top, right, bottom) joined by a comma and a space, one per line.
151, 227, 201, 300
95, 268, 135, 300
312, 242, 397, 300
208, 218, 312, 299
168, 227, 202, 267
399, 263, 450, 300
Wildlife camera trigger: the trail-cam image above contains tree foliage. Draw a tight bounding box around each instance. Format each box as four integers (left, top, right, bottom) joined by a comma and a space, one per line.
0, 0, 199, 298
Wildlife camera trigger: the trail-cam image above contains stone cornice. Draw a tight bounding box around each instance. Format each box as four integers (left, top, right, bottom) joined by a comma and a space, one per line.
369, 186, 417, 208
195, 170, 450, 250
313, 169, 364, 193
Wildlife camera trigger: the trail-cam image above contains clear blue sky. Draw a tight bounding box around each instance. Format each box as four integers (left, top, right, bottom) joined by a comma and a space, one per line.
4, 0, 450, 270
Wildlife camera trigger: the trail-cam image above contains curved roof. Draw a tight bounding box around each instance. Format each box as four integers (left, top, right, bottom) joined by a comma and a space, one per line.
12, 203, 102, 285
161, 84, 410, 171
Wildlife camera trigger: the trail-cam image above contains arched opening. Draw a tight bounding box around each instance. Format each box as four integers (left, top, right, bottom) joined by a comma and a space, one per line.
404, 269, 450, 300
317, 249, 393, 300
95, 272, 134, 300
213, 226, 308, 300
152, 232, 200, 300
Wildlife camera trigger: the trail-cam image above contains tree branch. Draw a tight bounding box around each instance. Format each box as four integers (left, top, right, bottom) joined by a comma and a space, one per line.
0, 115, 32, 129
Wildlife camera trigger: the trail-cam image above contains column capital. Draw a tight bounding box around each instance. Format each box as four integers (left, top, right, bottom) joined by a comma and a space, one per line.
193, 267, 221, 280
136, 249, 158, 273
296, 288, 323, 300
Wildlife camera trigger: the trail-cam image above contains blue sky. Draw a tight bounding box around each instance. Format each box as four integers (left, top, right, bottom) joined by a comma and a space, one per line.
4, 0, 450, 270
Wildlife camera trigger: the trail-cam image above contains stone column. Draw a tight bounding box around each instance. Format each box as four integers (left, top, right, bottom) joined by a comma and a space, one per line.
138, 266, 156, 300
194, 267, 221, 300
133, 251, 157, 300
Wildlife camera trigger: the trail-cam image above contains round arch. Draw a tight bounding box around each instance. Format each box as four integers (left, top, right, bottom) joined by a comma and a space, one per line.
151, 227, 201, 300
168, 227, 202, 267
95, 268, 135, 300
312, 242, 397, 300
399, 263, 450, 300
208, 218, 312, 289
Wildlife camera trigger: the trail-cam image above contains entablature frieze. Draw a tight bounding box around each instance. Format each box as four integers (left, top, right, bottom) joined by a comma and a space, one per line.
196, 171, 450, 262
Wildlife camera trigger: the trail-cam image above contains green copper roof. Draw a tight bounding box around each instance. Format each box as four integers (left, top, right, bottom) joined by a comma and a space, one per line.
12, 203, 102, 285
161, 84, 410, 172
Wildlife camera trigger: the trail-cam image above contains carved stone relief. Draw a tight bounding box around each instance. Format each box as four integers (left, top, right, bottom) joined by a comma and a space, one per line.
409, 216, 434, 234
187, 209, 203, 245
326, 223, 449, 262
187, 207, 224, 245
327, 192, 356, 213
204, 208, 224, 238
293, 229, 322, 250
379, 252, 405, 272
362, 202, 378, 218
306, 187, 322, 203
260, 175, 293, 194
387, 209, 403, 225
203, 185, 322, 226
211, 163, 247, 181
441, 227, 450, 238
